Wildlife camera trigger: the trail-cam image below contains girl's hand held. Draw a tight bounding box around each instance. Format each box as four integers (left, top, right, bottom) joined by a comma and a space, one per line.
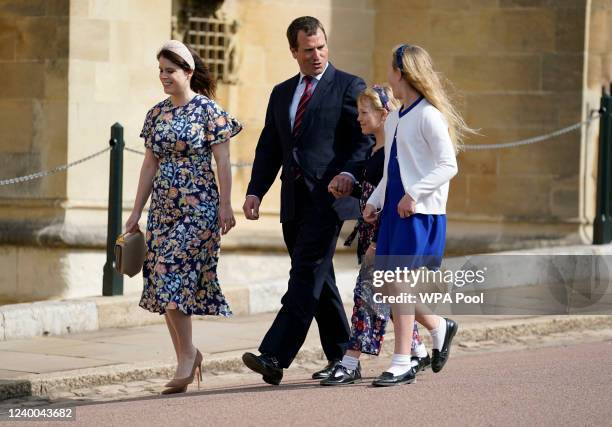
363, 204, 379, 224
397, 194, 416, 219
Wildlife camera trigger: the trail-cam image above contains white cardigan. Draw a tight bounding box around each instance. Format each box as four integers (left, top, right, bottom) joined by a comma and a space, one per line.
367, 98, 458, 214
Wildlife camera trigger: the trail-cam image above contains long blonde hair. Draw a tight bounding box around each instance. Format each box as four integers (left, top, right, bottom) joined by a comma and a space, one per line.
393, 44, 476, 152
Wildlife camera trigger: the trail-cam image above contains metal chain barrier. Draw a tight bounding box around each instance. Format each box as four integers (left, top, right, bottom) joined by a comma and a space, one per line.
124, 146, 147, 155
126, 112, 600, 164
0, 147, 111, 186
0, 113, 602, 186
463, 112, 601, 151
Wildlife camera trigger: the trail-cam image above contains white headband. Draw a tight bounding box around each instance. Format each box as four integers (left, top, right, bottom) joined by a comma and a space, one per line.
158, 40, 195, 70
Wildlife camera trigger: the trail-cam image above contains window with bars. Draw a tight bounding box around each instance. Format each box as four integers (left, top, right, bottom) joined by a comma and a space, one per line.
187, 16, 233, 83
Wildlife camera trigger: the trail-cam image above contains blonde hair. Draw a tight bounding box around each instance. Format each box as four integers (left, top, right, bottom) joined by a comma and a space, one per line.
393, 44, 476, 152
358, 85, 401, 112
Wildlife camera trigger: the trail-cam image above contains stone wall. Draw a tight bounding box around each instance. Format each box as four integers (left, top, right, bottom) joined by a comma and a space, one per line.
374, 0, 590, 241
1, 0, 608, 237
2, 0, 612, 302
0, 0, 70, 225
65, 0, 172, 230
0, 0, 172, 238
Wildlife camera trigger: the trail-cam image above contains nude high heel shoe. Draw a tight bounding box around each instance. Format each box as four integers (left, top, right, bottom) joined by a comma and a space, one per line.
164, 349, 203, 390
160, 385, 188, 395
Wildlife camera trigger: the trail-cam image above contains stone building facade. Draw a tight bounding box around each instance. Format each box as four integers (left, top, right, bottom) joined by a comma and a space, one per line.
0, 0, 610, 301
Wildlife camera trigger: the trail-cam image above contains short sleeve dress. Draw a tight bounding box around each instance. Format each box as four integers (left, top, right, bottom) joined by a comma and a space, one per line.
138, 94, 242, 316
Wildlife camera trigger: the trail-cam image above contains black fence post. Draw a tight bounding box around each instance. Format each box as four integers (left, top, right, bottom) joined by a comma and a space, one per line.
103, 123, 125, 295
594, 85, 612, 244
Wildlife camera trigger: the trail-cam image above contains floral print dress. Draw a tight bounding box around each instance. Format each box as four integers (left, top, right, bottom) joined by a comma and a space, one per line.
138, 94, 242, 316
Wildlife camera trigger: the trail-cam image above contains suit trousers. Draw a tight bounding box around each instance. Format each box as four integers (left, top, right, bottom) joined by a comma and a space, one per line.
259, 178, 350, 368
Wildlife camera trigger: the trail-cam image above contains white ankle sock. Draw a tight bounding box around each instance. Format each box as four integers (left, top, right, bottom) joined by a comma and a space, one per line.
412, 343, 428, 358
429, 317, 447, 350
338, 355, 359, 374
387, 353, 412, 376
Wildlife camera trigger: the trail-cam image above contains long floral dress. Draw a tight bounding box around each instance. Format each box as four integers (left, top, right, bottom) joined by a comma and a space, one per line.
138, 94, 242, 316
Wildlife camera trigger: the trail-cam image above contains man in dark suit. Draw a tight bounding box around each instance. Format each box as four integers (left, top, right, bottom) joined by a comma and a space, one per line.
241, 16, 372, 385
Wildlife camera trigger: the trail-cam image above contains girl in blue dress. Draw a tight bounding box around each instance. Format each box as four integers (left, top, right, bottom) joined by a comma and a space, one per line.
363, 44, 475, 386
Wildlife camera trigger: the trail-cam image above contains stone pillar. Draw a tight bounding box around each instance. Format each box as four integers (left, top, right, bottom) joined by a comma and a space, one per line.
0, 0, 172, 302
65, 0, 172, 237
0, 0, 70, 237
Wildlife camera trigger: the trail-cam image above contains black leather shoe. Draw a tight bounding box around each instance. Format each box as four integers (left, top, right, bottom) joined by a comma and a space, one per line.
412, 353, 431, 373
320, 362, 362, 386
371, 367, 416, 387
311, 359, 341, 380
431, 318, 458, 373
242, 352, 283, 385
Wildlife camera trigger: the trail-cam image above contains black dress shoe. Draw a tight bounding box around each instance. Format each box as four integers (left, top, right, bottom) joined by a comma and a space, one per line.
371, 367, 416, 387
320, 362, 362, 386
431, 318, 458, 373
311, 359, 341, 380
242, 352, 283, 385
412, 353, 431, 373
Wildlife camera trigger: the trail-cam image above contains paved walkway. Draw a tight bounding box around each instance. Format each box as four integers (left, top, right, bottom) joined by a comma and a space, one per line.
57, 339, 612, 426
1, 327, 611, 424
0, 308, 530, 380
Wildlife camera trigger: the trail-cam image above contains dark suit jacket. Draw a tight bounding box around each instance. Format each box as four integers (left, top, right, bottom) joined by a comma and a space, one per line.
247, 63, 373, 222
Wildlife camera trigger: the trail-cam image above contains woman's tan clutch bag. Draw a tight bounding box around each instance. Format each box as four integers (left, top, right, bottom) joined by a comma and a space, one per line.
114, 231, 146, 277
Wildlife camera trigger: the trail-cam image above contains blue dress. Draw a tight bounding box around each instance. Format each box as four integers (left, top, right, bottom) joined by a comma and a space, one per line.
375, 97, 446, 271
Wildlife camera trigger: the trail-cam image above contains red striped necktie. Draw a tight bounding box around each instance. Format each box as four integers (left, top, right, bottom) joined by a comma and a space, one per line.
292, 75, 314, 136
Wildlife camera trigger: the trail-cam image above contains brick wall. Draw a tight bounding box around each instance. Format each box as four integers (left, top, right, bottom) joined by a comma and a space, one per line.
374, 0, 588, 225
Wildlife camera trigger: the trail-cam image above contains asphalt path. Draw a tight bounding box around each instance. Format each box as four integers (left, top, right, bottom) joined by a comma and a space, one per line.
17, 338, 610, 427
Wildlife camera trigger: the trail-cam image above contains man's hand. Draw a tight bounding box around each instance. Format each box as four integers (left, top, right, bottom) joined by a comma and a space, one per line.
328, 174, 354, 199
243, 195, 261, 220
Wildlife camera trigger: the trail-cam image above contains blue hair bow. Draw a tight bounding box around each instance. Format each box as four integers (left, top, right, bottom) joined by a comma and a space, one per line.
395, 44, 410, 71
372, 85, 390, 111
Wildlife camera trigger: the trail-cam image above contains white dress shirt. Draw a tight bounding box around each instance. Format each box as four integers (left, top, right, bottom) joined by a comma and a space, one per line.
247, 63, 356, 201
289, 62, 329, 129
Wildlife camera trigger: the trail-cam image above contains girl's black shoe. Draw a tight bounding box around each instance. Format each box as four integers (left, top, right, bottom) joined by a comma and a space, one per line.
320, 363, 362, 386
412, 353, 431, 373
371, 367, 416, 387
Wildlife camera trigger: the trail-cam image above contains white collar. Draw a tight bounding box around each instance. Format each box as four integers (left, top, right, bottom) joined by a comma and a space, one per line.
299, 62, 329, 84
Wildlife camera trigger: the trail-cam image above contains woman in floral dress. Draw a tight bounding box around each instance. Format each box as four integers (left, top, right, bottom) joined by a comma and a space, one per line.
125, 40, 242, 394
